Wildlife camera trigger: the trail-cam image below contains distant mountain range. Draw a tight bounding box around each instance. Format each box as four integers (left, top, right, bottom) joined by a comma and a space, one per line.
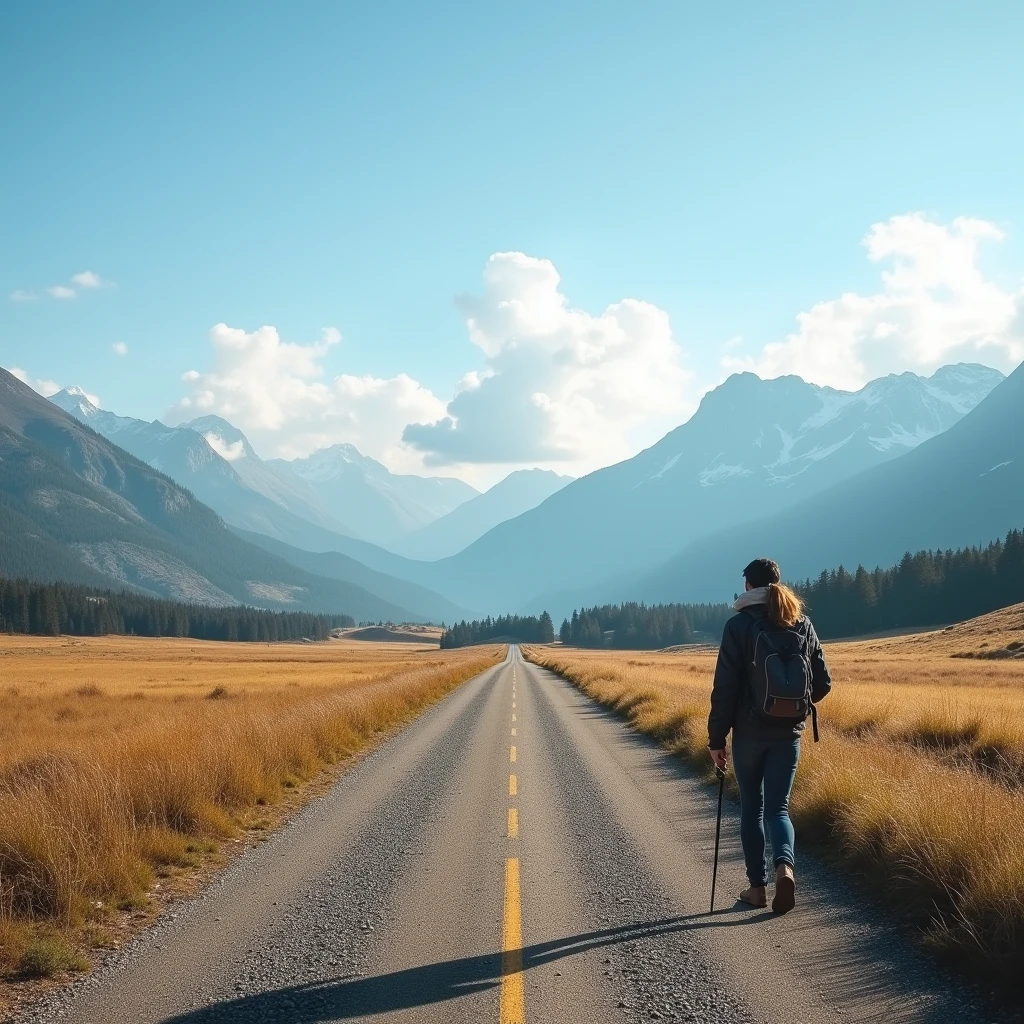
421, 363, 1005, 614
1, 371, 457, 622
392, 469, 573, 561
266, 445, 477, 548
13, 360, 1017, 627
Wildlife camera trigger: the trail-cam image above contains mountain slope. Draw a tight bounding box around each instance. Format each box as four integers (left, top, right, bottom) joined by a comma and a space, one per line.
267, 445, 478, 547
49, 392, 367, 550
232, 528, 472, 623
1, 370, 417, 621
182, 414, 352, 535
630, 360, 1024, 604
392, 469, 573, 560
425, 363, 1004, 613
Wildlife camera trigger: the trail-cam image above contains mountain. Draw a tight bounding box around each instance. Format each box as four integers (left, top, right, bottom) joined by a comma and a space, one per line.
1, 370, 420, 621
266, 445, 478, 548
393, 469, 574, 560
49, 392, 369, 551
181, 415, 353, 536
232, 528, 472, 623
630, 359, 1024, 604
423, 363, 1004, 614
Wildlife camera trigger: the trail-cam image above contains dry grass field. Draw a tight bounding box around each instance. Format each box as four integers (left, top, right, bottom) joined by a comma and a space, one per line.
524, 603, 1024, 989
0, 635, 502, 991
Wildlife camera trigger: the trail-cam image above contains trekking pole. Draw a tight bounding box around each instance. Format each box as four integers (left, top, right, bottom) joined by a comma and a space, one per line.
710, 765, 726, 914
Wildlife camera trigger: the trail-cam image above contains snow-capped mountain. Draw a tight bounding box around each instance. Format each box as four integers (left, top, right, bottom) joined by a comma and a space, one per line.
424, 363, 1005, 614
267, 444, 478, 548
632, 360, 1024, 605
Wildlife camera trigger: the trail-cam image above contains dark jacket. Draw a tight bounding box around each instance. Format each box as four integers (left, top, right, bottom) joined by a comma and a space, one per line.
707, 603, 832, 750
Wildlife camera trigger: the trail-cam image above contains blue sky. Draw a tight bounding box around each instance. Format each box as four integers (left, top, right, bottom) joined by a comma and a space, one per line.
3, 1, 1023, 484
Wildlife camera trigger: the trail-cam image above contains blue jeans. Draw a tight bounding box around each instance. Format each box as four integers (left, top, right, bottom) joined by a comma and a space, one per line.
732, 731, 800, 887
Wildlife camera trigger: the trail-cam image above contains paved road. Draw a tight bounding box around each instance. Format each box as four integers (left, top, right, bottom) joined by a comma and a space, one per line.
26, 647, 1006, 1024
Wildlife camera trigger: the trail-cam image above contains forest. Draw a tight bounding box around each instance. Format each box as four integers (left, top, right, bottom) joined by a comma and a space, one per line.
559, 601, 732, 649
0, 575, 354, 642
793, 528, 1024, 638
555, 529, 1024, 648
440, 612, 555, 648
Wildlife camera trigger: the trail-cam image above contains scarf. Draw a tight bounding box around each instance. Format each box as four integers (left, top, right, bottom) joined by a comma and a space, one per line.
733, 585, 769, 611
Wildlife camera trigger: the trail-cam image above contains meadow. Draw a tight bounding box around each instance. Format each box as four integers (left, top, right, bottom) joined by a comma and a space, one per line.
524, 604, 1024, 990
0, 635, 502, 992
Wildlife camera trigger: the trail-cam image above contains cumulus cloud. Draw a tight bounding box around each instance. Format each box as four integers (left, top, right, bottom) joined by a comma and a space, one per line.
203, 432, 245, 461
172, 324, 448, 468
730, 214, 1024, 390
402, 252, 691, 470
6, 366, 65, 399
46, 285, 76, 300
10, 289, 36, 302
111, 341, 129, 356
71, 271, 106, 289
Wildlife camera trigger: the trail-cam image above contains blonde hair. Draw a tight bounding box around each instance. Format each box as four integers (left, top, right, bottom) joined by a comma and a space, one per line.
766, 581, 803, 628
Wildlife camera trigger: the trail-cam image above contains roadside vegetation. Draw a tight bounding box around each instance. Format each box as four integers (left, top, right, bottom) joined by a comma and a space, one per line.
525, 606, 1024, 993
0, 635, 501, 991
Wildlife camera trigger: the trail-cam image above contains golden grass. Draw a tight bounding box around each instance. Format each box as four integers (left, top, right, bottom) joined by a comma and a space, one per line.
0, 635, 502, 985
523, 634, 1024, 989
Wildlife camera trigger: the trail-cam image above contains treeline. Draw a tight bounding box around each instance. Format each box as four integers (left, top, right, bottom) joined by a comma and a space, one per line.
440, 612, 555, 649
0, 576, 354, 642
795, 529, 1024, 638
559, 601, 733, 649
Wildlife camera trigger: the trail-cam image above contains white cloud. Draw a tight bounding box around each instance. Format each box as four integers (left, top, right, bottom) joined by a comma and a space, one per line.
11, 270, 113, 303
6, 366, 63, 398
203, 432, 245, 461
402, 252, 692, 471
171, 324, 448, 469
729, 213, 1024, 390
71, 271, 105, 289
111, 341, 129, 357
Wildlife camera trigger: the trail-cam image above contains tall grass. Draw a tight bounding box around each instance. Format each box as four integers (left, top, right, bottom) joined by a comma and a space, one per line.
524, 644, 1024, 990
0, 637, 501, 984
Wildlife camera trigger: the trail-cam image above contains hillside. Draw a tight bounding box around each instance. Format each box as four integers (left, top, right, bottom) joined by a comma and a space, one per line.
630, 359, 1024, 605
232, 527, 472, 623
423, 363, 1002, 613
841, 602, 1024, 659
0, 369, 418, 621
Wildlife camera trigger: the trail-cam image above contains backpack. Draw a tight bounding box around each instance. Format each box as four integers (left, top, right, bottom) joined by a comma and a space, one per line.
742, 611, 820, 742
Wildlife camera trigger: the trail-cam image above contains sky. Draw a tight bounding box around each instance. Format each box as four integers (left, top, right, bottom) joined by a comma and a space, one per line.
2, 1, 1023, 487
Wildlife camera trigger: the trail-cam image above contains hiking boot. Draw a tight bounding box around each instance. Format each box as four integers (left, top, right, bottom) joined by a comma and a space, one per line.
772, 863, 795, 914
738, 885, 767, 908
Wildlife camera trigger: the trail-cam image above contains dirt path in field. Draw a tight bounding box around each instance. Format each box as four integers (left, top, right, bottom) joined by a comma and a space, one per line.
20, 647, 1013, 1024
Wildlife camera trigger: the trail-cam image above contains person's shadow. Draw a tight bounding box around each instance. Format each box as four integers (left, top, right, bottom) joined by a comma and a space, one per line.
160, 905, 766, 1022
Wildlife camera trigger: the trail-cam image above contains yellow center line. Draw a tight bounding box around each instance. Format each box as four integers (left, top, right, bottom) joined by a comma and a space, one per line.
507, 806, 519, 838
511, 727, 517, 736
500, 857, 525, 1024
509, 774, 517, 796
510, 745, 517, 762
512, 714, 517, 722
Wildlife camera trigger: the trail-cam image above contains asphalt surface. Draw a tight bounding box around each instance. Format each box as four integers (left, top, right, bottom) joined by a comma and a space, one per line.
22, 646, 1008, 1024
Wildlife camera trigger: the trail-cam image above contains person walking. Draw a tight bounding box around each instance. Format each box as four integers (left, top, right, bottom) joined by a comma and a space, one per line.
707, 558, 832, 914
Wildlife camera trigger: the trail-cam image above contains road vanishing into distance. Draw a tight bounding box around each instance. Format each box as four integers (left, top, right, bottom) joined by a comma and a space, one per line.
27, 648, 1005, 1024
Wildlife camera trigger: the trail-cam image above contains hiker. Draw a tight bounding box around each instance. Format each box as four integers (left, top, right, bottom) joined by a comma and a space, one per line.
707, 558, 832, 914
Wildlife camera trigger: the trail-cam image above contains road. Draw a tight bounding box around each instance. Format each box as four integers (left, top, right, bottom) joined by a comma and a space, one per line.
26, 646, 1003, 1024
